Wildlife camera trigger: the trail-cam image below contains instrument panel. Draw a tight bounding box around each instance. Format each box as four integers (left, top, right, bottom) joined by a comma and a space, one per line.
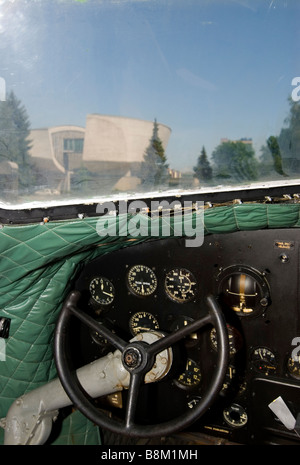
73, 228, 300, 445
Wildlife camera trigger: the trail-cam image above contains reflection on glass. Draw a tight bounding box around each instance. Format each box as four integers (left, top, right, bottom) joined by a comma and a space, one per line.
0, 0, 299, 204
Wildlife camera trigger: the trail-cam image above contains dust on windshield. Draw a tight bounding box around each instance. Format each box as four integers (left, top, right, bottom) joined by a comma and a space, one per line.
0, 0, 299, 205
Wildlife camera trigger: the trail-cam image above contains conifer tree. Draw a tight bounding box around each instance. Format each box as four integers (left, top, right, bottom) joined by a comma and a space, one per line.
193, 146, 212, 182
267, 136, 287, 176
140, 119, 168, 188
0, 91, 34, 191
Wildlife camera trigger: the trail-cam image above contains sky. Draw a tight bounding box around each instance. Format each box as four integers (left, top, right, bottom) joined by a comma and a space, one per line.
0, 0, 299, 171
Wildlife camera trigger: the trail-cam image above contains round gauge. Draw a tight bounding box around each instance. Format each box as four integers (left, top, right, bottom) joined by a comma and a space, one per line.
250, 347, 277, 375
210, 324, 243, 357
90, 320, 115, 348
89, 277, 115, 305
217, 266, 269, 317
129, 312, 159, 336
165, 268, 197, 303
176, 359, 201, 388
223, 404, 248, 428
127, 265, 157, 297
287, 352, 300, 380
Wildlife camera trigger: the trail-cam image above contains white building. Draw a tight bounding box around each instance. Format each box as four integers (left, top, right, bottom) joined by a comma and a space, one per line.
29, 115, 171, 193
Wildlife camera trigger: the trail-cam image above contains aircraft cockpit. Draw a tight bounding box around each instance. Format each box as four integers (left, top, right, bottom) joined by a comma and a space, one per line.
0, 0, 299, 450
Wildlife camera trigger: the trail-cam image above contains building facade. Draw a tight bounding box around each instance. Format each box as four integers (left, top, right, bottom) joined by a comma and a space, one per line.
29, 115, 171, 194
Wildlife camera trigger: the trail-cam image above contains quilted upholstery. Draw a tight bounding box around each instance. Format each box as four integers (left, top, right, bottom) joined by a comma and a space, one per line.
0, 203, 299, 444
0, 214, 145, 444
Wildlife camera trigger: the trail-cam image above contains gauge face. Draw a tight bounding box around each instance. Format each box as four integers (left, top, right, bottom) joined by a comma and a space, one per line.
287, 353, 300, 379
127, 265, 157, 297
89, 277, 115, 305
250, 347, 277, 375
217, 266, 269, 317
90, 320, 115, 350
176, 359, 201, 388
165, 268, 197, 303
210, 324, 243, 357
222, 273, 258, 315
223, 404, 248, 428
129, 312, 159, 335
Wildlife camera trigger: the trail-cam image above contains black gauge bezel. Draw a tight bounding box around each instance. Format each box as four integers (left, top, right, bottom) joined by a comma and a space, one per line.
215, 265, 270, 318
89, 276, 115, 306
164, 267, 197, 304
174, 358, 202, 390
250, 346, 278, 375
127, 264, 157, 297
129, 311, 160, 336
210, 324, 243, 357
286, 346, 300, 380
223, 403, 248, 428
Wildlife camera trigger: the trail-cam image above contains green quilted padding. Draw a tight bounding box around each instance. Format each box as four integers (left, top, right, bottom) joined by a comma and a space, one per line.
203, 203, 300, 233
0, 203, 299, 444
0, 214, 146, 418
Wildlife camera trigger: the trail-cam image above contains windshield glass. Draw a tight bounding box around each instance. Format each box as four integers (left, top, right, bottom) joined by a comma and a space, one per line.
0, 0, 299, 206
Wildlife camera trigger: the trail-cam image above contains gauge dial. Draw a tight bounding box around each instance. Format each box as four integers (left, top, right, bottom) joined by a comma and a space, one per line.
90, 320, 115, 349
129, 312, 159, 336
127, 265, 157, 297
222, 273, 258, 315
250, 347, 277, 375
223, 404, 248, 428
165, 268, 197, 303
89, 277, 115, 305
217, 266, 269, 317
287, 353, 300, 379
210, 324, 243, 357
176, 359, 201, 388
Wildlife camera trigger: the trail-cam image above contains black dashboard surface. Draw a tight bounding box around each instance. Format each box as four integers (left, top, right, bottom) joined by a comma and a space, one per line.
72, 228, 300, 445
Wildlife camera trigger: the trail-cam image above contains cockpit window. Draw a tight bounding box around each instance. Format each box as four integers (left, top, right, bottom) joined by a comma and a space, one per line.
0, 0, 299, 206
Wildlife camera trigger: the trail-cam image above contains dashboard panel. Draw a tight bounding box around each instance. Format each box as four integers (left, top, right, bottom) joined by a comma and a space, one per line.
72, 228, 300, 445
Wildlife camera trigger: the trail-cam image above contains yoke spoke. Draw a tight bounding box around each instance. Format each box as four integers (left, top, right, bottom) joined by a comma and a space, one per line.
148, 313, 212, 357
64, 292, 127, 352
55, 291, 229, 438
125, 372, 144, 429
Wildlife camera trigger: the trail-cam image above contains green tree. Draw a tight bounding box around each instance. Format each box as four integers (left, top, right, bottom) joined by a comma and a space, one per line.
140, 119, 169, 188
193, 146, 212, 183
277, 98, 300, 173
266, 136, 288, 176
0, 90, 34, 191
259, 99, 300, 177
212, 140, 258, 182
258, 143, 274, 178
